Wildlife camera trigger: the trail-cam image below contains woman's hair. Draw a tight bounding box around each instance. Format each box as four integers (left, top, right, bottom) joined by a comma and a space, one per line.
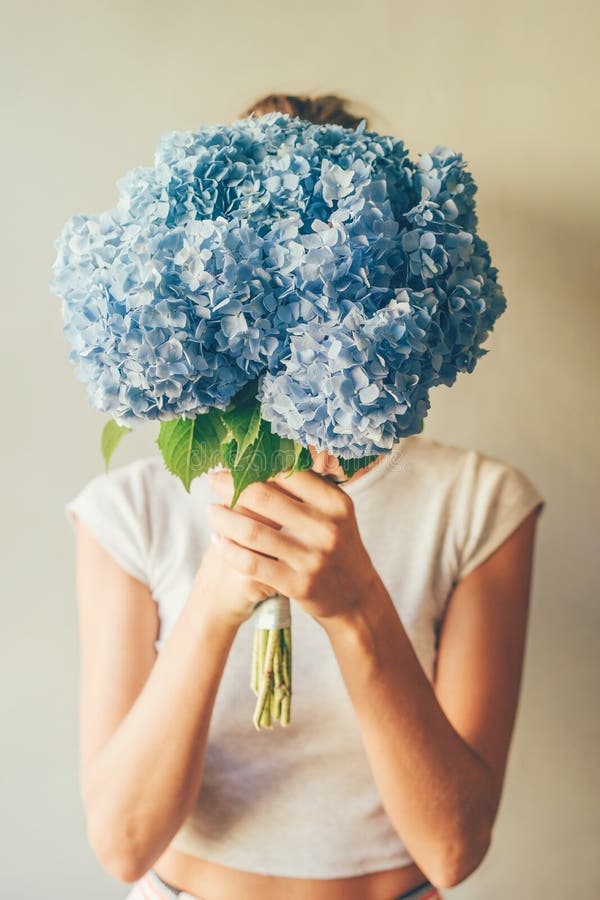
239, 92, 369, 129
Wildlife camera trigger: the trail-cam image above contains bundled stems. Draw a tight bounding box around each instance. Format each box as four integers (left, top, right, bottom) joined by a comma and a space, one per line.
251, 625, 292, 730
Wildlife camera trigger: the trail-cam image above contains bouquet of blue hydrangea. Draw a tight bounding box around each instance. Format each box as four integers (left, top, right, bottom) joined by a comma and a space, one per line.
50, 111, 506, 730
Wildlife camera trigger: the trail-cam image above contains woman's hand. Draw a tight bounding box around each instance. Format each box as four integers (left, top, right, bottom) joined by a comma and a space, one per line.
206, 468, 381, 625
190, 510, 282, 631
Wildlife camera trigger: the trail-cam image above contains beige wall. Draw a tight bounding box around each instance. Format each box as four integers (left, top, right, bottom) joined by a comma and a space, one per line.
2, 1, 598, 897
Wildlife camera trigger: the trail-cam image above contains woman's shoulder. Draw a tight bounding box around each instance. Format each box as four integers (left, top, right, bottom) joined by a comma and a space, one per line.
389, 433, 545, 508
77, 453, 212, 499
67, 455, 169, 518
389, 433, 475, 487
64, 454, 216, 591
400, 433, 537, 479
65, 452, 215, 542
395, 434, 545, 581
400, 433, 473, 467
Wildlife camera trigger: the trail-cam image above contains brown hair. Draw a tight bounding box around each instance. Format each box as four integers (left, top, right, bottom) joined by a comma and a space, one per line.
239, 92, 369, 130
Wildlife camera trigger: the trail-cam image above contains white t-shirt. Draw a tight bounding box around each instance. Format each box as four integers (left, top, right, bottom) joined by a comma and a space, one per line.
64, 434, 545, 879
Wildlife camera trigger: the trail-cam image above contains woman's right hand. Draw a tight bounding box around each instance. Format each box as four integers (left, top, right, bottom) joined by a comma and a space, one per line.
188, 522, 279, 631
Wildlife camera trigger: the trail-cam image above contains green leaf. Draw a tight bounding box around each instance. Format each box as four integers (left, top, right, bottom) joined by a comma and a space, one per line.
284, 442, 313, 478
156, 409, 228, 492
225, 419, 298, 508
338, 454, 379, 480
221, 437, 238, 471
223, 377, 259, 413
221, 394, 262, 466
101, 419, 132, 472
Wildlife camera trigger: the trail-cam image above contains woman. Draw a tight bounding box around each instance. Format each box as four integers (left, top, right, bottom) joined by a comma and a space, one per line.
65, 95, 545, 900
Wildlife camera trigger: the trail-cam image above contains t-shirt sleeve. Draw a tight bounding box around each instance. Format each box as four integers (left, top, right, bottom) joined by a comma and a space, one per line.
64, 461, 152, 587
454, 451, 546, 581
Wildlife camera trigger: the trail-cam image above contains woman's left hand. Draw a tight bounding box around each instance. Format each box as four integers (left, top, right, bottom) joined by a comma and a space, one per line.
206, 468, 381, 624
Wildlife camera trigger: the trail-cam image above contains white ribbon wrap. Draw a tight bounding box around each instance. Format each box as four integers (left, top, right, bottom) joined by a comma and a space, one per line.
253, 593, 291, 629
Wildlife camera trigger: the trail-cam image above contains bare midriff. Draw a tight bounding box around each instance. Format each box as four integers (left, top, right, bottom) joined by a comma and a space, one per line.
153, 846, 430, 900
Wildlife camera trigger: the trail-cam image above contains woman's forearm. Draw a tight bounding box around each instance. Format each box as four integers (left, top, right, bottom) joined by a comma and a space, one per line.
85, 597, 238, 882
318, 576, 494, 889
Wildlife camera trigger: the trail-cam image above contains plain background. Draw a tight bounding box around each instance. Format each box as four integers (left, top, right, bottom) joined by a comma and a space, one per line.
2, 1, 598, 898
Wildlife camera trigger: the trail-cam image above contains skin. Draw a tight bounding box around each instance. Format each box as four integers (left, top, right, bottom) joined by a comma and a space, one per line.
73, 446, 541, 899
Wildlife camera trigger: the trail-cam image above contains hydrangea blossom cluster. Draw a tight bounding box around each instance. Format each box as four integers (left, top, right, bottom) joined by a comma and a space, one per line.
50, 112, 506, 457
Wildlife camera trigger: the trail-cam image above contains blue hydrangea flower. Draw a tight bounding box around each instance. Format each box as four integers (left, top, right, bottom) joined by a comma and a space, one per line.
258, 292, 436, 458
50, 111, 506, 451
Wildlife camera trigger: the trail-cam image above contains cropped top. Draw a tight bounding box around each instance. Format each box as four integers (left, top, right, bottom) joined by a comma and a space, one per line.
64, 434, 545, 879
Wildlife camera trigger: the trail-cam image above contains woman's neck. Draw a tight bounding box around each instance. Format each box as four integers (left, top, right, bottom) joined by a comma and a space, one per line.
308, 448, 384, 485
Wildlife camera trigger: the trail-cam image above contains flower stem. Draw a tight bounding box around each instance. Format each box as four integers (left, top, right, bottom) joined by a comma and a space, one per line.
251, 626, 259, 695
280, 625, 292, 725
252, 626, 292, 730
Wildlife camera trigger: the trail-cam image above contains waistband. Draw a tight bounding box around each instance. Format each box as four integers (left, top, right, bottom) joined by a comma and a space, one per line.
135, 868, 197, 899
396, 881, 441, 899
136, 868, 441, 900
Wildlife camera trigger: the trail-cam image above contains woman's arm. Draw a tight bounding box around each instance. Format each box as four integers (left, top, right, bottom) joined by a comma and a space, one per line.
319, 507, 541, 889
206, 467, 542, 891
74, 516, 240, 884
